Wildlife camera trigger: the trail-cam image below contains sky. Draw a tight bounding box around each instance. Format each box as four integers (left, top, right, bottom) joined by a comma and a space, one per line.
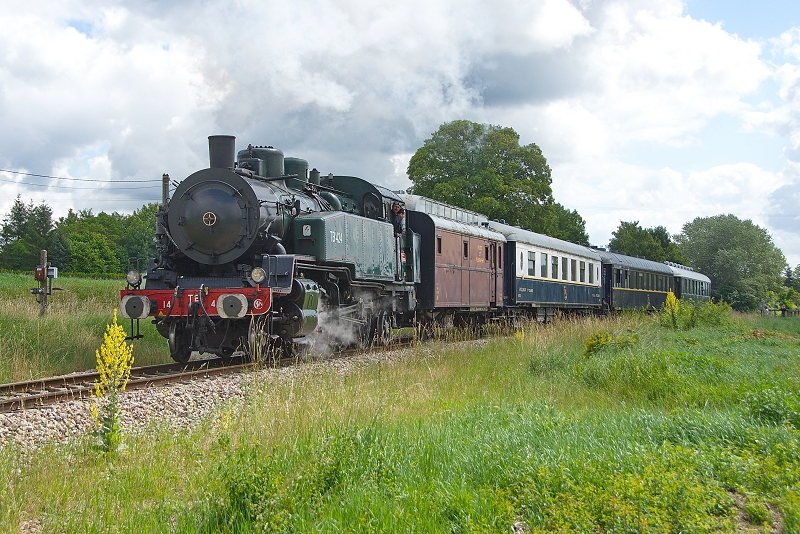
1, 0, 800, 267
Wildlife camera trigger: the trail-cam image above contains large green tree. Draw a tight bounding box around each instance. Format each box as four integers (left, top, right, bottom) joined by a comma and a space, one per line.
608, 221, 687, 264
609, 221, 666, 262
551, 203, 590, 246
647, 225, 687, 264
675, 214, 786, 311
407, 120, 558, 235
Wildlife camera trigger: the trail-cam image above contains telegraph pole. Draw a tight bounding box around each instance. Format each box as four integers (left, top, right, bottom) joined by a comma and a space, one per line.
31, 250, 60, 316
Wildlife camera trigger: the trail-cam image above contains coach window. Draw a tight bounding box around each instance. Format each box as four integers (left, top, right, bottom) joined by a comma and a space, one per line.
499, 246, 502, 268
463, 241, 468, 259
437, 236, 442, 254
519, 252, 524, 273
551, 256, 559, 278
560, 257, 567, 280
540, 253, 547, 277
580, 261, 586, 283
485, 245, 489, 262
571, 259, 577, 281
528, 251, 535, 276
589, 263, 595, 284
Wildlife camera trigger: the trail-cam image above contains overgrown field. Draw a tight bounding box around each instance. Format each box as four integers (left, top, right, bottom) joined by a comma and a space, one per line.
0, 273, 171, 382
2, 304, 800, 532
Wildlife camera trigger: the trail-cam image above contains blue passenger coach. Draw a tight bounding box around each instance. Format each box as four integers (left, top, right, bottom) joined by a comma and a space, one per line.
486, 221, 602, 321
597, 250, 674, 311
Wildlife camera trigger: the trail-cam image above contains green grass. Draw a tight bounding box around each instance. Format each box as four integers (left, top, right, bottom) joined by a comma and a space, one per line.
0, 273, 171, 382
3, 302, 800, 531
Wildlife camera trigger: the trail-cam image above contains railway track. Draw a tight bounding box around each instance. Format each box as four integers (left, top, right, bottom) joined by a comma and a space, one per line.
0, 356, 255, 413
0, 337, 416, 413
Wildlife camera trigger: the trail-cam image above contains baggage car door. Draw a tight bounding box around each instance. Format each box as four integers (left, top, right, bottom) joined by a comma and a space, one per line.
490, 243, 497, 304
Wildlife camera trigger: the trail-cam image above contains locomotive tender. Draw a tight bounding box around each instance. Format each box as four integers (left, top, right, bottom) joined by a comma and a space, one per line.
119, 135, 710, 362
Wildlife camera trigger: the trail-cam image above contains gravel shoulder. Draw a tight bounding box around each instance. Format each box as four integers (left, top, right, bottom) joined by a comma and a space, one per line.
0, 341, 486, 451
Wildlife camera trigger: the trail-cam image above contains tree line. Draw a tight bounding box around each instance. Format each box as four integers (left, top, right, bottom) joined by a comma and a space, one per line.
607, 217, 797, 312
0, 196, 157, 275
2, 119, 796, 312
408, 120, 798, 312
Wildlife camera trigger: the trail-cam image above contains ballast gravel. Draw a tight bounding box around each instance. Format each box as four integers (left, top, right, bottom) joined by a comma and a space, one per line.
0, 340, 488, 451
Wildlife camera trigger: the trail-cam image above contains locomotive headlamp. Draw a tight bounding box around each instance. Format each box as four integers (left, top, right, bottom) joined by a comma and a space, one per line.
126, 270, 142, 288
251, 267, 267, 284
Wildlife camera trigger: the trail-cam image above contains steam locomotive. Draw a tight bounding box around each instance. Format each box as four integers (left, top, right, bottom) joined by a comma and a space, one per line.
120, 135, 710, 363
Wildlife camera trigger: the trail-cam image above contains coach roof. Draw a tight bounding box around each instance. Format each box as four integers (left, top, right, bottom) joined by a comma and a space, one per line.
486, 221, 600, 261
595, 250, 674, 275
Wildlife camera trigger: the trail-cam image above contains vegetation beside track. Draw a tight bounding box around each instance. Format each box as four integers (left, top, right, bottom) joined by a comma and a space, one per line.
2, 305, 800, 532
0, 272, 171, 383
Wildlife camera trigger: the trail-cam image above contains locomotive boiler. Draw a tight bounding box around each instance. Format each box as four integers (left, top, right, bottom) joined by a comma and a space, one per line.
120, 135, 419, 362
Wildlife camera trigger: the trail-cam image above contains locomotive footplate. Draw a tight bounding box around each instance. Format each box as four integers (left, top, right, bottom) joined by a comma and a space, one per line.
120, 286, 272, 320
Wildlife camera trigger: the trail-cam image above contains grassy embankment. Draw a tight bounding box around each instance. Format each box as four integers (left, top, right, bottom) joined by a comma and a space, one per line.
1, 297, 799, 532
0, 272, 171, 383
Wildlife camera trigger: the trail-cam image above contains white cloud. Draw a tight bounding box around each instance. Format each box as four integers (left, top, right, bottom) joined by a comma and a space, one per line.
583, 0, 767, 146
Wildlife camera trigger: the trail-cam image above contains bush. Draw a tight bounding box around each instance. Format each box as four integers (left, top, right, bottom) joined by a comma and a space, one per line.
660, 293, 732, 330
583, 330, 639, 358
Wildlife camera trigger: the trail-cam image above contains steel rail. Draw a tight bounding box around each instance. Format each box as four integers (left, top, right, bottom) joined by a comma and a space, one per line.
0, 357, 246, 413
0, 337, 415, 413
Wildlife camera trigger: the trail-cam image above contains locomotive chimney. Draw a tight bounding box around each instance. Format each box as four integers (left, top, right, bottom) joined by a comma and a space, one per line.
208, 135, 236, 169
